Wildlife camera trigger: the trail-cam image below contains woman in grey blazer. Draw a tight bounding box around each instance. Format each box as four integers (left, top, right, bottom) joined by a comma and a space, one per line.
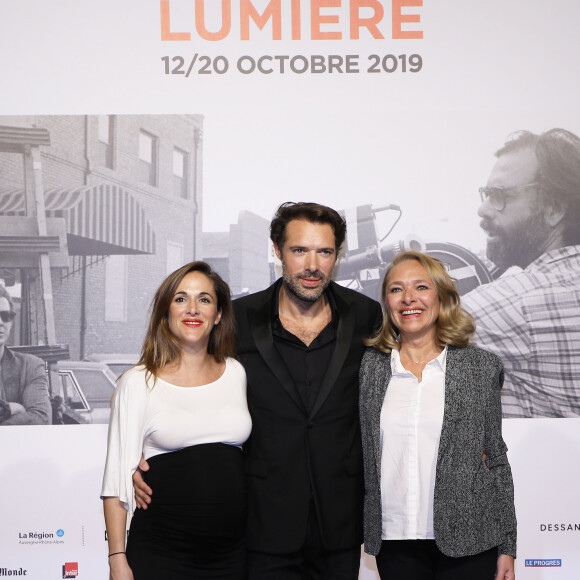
359, 251, 516, 580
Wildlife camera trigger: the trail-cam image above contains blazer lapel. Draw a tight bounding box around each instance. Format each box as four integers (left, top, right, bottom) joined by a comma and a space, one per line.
308, 290, 356, 420
370, 352, 392, 475
249, 296, 307, 413
1, 349, 21, 402
437, 346, 464, 459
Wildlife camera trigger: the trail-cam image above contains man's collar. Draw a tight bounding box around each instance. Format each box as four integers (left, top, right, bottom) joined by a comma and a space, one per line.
0, 346, 11, 363
496, 245, 580, 278
526, 244, 580, 269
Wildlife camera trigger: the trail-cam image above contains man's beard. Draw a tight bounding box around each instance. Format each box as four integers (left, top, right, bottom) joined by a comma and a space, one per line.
282, 266, 331, 304
484, 211, 550, 270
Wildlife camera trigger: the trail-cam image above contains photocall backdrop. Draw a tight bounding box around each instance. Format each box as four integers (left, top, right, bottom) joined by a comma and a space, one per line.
0, 1, 579, 578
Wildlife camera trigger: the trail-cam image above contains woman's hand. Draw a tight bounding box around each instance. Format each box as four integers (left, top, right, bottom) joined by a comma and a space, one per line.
109, 553, 134, 580
495, 554, 515, 580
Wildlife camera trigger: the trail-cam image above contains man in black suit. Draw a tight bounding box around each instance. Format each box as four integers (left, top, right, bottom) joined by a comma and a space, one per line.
235, 202, 381, 579
134, 202, 382, 580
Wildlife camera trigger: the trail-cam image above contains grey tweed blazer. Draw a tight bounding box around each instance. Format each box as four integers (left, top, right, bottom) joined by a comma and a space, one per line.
359, 345, 516, 558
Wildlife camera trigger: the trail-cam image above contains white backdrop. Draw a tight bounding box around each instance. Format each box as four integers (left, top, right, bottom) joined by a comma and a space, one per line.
1, 1, 579, 578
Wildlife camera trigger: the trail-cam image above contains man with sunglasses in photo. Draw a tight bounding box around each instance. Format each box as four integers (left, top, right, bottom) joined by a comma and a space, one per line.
462, 128, 580, 418
0, 284, 51, 425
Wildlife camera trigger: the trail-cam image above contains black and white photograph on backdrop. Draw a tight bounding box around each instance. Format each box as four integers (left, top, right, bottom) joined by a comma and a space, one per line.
1, 116, 578, 424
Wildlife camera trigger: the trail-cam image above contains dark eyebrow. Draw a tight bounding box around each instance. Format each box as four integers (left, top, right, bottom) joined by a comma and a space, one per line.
287, 245, 335, 252
173, 290, 214, 298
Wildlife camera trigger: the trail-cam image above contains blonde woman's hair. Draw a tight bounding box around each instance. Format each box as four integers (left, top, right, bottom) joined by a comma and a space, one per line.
366, 251, 475, 353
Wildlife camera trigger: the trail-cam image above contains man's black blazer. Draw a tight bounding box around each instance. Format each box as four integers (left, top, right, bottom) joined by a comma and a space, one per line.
234, 279, 382, 554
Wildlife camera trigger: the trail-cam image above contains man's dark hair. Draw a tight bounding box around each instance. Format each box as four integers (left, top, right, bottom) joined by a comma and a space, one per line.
497, 128, 580, 245
270, 202, 347, 252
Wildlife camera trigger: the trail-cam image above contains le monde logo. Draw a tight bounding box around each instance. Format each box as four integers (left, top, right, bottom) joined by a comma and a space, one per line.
0, 569, 28, 576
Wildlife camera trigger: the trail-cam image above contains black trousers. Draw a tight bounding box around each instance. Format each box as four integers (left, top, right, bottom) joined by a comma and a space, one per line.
247, 500, 360, 580
375, 540, 497, 580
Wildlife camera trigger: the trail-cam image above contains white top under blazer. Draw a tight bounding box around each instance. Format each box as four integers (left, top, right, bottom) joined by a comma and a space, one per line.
101, 357, 251, 520
380, 347, 447, 540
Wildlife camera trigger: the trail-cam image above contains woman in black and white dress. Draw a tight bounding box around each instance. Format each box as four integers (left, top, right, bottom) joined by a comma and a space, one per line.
102, 261, 251, 580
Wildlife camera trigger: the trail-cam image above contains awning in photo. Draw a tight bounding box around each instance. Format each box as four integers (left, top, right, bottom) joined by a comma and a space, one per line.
0, 183, 156, 256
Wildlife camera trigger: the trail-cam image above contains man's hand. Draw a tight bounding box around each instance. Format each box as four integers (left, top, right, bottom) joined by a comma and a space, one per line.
495, 554, 515, 580
8, 402, 26, 415
132, 456, 152, 510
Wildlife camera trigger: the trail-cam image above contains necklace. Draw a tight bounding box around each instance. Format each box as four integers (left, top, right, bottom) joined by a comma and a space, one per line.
400, 348, 441, 366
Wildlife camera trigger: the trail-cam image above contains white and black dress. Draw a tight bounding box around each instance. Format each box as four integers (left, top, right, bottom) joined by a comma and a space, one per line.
101, 358, 252, 579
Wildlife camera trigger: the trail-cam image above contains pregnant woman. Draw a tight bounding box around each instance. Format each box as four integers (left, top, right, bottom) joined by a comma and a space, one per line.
101, 261, 251, 580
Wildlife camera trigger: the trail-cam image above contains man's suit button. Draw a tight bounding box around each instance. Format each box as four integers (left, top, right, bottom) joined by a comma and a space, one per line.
307, 421, 314, 429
